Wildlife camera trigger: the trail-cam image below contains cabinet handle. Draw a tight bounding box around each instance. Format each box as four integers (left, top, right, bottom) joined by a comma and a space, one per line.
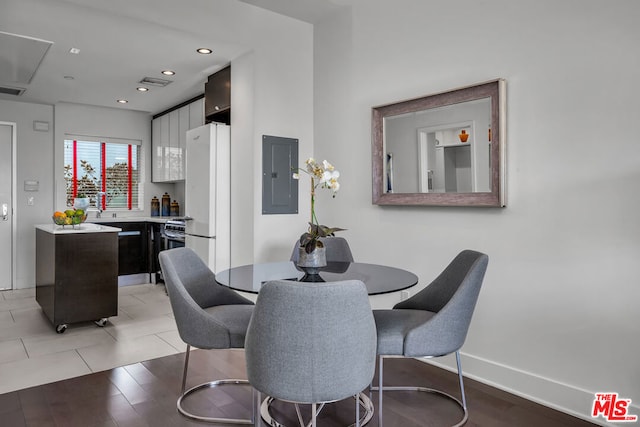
2, 203, 7, 221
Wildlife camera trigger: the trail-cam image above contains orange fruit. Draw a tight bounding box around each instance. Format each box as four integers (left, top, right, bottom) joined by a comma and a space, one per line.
53, 211, 66, 218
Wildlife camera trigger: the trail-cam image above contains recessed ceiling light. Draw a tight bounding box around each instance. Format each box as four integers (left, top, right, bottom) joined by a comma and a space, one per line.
196, 48, 212, 54
161, 70, 175, 76
136, 87, 149, 92
69, 47, 80, 54
117, 99, 128, 104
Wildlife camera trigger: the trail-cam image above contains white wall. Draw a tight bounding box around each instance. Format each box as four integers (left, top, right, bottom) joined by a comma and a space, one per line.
219, 10, 314, 265
54, 102, 176, 217
313, 0, 640, 423
0, 100, 54, 289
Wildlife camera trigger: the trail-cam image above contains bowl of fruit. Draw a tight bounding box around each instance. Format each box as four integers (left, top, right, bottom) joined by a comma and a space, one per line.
53, 209, 87, 227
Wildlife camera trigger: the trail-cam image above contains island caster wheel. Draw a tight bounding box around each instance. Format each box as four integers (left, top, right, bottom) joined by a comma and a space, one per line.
56, 324, 68, 334
94, 318, 108, 327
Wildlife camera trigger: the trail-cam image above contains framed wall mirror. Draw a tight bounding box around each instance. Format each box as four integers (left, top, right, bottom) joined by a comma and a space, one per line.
372, 79, 506, 207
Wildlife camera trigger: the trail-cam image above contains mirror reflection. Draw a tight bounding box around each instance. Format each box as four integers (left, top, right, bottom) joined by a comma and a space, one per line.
372, 79, 505, 207
384, 98, 491, 194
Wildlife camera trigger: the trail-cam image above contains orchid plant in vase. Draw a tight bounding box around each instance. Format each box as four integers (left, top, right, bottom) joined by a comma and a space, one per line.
292, 158, 345, 256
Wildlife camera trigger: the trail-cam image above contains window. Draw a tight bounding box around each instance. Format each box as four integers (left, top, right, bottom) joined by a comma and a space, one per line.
64, 138, 141, 210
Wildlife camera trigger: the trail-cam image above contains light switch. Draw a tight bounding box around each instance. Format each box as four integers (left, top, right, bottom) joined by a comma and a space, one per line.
33, 121, 49, 132
27, 196, 34, 206
24, 180, 39, 191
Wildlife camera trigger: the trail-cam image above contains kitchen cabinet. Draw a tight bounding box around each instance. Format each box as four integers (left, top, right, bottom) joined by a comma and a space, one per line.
152, 97, 205, 182
189, 97, 204, 129
205, 66, 230, 125
97, 221, 149, 276
152, 114, 170, 182
35, 224, 119, 333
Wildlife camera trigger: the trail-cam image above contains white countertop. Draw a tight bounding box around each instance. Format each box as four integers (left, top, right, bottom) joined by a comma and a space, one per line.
86, 216, 177, 224
36, 223, 122, 234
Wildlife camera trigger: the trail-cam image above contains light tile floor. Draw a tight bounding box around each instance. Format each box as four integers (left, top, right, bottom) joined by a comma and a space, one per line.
0, 283, 185, 395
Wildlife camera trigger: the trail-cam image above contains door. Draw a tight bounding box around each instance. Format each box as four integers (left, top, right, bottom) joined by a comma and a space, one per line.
0, 123, 15, 290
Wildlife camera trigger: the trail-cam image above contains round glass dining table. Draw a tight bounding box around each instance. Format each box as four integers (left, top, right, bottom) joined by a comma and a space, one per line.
215, 261, 418, 295
217, 261, 418, 426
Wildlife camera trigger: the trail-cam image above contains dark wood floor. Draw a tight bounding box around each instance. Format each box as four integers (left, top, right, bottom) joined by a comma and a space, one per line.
0, 349, 597, 427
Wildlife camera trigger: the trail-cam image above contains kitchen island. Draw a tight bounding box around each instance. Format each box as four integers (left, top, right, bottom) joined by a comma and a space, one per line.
35, 223, 121, 333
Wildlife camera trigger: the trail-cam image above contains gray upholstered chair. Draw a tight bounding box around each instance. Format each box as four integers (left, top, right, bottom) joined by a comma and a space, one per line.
245, 280, 376, 427
372, 249, 488, 427
159, 247, 255, 424
289, 236, 354, 263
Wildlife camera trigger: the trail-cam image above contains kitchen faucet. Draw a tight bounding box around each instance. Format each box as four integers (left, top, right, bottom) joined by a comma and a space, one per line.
95, 192, 106, 218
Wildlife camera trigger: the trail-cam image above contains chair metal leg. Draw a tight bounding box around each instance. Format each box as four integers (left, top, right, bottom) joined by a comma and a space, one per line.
181, 344, 191, 394
311, 403, 317, 427
455, 351, 467, 413
372, 353, 469, 427
355, 393, 361, 427
293, 403, 305, 427
378, 355, 384, 427
176, 345, 253, 424
254, 390, 262, 427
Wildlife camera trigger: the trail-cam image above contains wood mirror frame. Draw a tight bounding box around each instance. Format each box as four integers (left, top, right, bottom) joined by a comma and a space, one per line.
372, 79, 506, 207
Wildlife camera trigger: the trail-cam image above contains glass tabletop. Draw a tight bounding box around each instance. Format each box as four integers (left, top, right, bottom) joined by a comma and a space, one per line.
215, 261, 418, 295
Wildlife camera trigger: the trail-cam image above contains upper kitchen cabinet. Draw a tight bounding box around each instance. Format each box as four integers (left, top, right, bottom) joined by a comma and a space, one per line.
205, 65, 230, 125
189, 97, 204, 129
152, 114, 170, 182
152, 97, 204, 182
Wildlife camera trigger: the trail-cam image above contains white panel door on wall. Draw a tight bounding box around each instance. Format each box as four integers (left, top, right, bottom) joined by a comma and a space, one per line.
0, 123, 14, 290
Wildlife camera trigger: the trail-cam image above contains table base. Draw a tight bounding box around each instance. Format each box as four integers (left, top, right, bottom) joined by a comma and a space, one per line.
261, 392, 374, 427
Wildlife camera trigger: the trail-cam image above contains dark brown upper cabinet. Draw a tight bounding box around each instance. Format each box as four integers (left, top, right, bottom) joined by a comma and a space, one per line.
205, 65, 230, 124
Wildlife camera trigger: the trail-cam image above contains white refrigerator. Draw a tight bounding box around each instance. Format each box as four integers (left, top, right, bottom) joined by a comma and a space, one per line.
184, 123, 231, 273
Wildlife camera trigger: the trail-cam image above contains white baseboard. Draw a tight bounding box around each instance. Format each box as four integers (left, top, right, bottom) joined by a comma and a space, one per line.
423, 352, 638, 427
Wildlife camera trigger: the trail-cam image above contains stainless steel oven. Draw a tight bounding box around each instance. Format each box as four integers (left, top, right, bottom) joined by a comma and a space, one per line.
161, 219, 186, 250
155, 219, 186, 283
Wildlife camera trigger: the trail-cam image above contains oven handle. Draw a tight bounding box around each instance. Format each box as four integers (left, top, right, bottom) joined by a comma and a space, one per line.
162, 230, 185, 240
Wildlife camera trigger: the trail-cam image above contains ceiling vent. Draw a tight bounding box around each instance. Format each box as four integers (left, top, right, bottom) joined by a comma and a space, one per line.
0, 31, 53, 85
0, 85, 26, 96
139, 77, 172, 87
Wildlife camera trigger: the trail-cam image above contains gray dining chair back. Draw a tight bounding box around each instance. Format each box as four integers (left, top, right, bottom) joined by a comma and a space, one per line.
289, 236, 354, 263
245, 279, 376, 427
372, 249, 488, 427
159, 247, 254, 424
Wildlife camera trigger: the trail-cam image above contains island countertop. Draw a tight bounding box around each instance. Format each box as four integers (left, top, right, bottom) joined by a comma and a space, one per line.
35, 223, 122, 234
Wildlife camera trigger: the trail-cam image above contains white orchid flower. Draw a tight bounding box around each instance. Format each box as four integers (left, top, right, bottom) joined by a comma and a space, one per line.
321, 169, 339, 183
320, 169, 340, 194
292, 172, 300, 180
322, 160, 335, 171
